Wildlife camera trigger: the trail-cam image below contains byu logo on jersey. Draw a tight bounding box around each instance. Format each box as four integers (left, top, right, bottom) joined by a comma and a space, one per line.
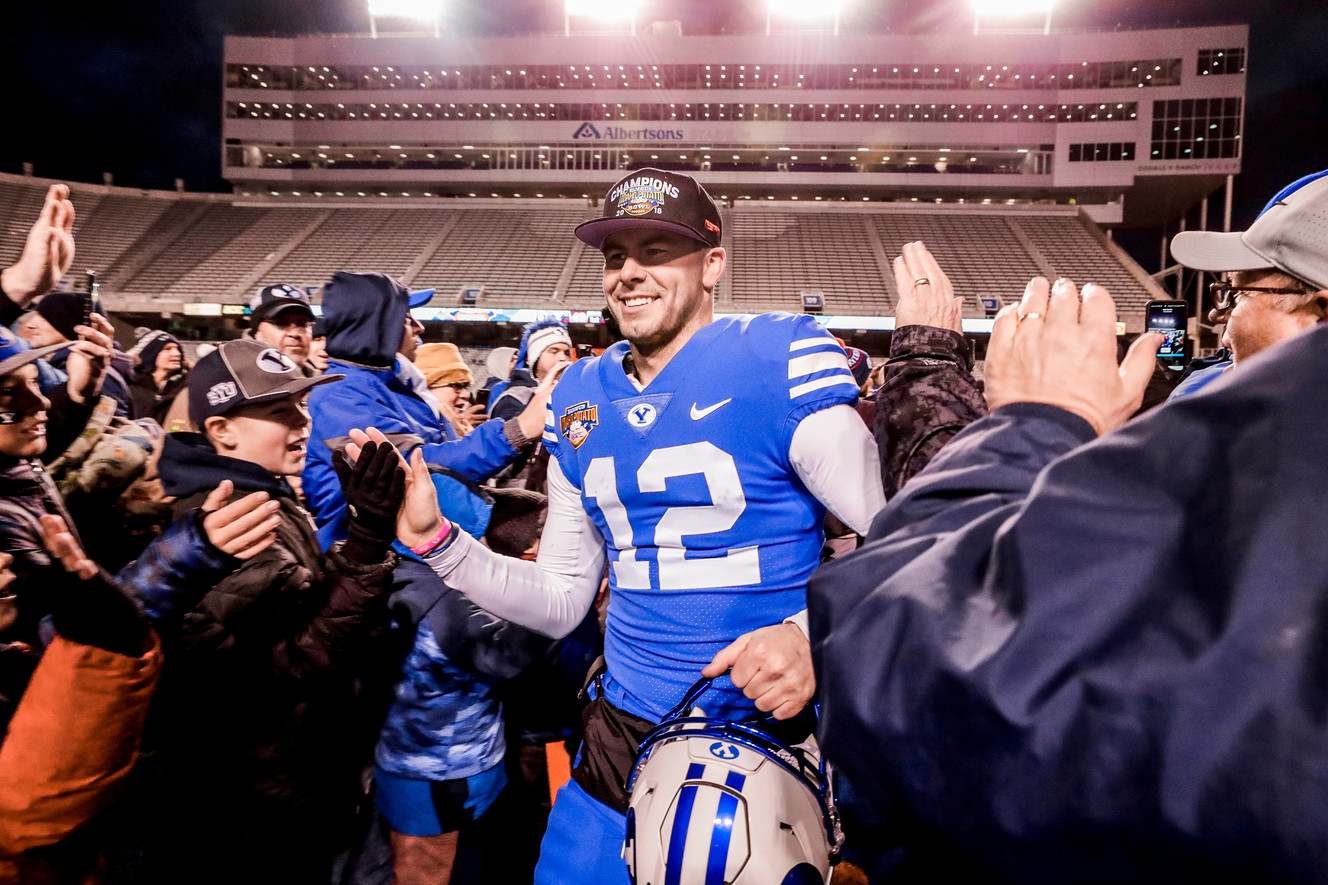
627, 403, 657, 428
709, 742, 740, 761
560, 401, 599, 449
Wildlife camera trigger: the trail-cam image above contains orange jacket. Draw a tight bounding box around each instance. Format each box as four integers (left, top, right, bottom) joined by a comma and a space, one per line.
0, 633, 162, 885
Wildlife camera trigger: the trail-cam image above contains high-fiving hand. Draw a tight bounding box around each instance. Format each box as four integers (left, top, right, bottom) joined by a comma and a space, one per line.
984, 277, 1163, 436
893, 240, 964, 333
345, 427, 445, 550
0, 184, 76, 307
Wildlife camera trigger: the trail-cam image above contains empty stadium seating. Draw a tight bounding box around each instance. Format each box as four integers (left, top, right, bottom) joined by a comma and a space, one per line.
0, 172, 1166, 324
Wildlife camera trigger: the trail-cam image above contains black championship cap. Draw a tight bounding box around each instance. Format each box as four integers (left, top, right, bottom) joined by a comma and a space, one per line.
250, 283, 316, 326
575, 168, 723, 251
190, 338, 341, 423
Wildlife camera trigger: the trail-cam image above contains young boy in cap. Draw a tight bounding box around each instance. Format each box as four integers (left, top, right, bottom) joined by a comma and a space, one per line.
144, 338, 416, 885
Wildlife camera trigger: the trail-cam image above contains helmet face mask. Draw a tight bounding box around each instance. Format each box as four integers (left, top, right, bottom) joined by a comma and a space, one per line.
624, 679, 843, 885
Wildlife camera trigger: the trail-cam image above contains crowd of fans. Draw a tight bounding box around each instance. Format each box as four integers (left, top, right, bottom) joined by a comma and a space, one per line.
1, 163, 1327, 885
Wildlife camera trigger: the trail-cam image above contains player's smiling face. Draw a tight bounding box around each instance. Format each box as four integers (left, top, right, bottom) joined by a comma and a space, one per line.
601, 228, 725, 357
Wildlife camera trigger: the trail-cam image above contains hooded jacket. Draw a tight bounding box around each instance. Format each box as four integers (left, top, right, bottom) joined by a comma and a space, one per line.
810, 325, 1328, 883
148, 432, 399, 871
304, 272, 525, 549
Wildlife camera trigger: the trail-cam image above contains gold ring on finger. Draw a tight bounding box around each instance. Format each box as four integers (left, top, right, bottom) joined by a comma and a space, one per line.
913, 277, 931, 287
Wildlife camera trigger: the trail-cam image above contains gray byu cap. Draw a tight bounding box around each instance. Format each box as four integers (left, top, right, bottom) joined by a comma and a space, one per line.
1171, 170, 1328, 291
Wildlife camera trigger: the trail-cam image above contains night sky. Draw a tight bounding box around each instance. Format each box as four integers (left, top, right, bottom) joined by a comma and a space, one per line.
2, 0, 1325, 235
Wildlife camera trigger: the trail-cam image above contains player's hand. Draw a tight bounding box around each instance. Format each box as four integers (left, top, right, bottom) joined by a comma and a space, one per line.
985, 277, 1162, 436
347, 427, 446, 549
64, 313, 114, 405
38, 514, 99, 580
0, 184, 76, 306
200, 480, 281, 559
515, 358, 574, 443
893, 240, 963, 333
702, 622, 815, 720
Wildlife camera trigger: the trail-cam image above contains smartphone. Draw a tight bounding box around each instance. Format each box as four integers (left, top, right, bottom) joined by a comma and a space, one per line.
473, 387, 492, 409
1145, 300, 1188, 371
82, 269, 100, 331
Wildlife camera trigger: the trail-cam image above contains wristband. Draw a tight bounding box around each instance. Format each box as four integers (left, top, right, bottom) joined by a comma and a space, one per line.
410, 521, 454, 557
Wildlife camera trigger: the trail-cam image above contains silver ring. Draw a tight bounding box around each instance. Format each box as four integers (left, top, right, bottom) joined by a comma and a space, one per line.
1020, 312, 1043, 322
913, 277, 931, 288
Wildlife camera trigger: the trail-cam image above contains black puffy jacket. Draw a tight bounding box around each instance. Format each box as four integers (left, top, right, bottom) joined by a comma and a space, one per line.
147, 433, 399, 880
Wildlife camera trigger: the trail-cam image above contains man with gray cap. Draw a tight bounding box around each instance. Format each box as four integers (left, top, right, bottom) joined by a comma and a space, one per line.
1171, 168, 1328, 370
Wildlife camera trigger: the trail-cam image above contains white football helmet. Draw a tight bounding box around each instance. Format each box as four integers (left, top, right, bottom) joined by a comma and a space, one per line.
624, 678, 843, 885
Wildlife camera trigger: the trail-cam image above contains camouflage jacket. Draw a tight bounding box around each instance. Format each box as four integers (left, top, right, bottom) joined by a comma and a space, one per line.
874, 324, 987, 498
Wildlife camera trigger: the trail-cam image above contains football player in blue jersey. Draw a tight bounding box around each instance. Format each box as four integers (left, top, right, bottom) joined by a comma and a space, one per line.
349, 169, 915, 883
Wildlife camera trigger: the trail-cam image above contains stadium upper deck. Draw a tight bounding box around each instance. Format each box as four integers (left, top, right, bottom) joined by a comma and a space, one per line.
223, 23, 1246, 226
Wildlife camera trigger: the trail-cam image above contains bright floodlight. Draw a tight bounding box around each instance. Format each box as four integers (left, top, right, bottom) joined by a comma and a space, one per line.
565, 0, 641, 17
971, 0, 1054, 14
768, 0, 846, 15
368, 0, 444, 19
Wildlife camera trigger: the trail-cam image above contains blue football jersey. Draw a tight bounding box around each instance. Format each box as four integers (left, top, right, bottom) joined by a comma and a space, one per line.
543, 313, 859, 722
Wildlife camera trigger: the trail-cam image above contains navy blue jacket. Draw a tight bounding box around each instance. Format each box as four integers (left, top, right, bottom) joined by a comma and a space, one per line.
810, 325, 1328, 883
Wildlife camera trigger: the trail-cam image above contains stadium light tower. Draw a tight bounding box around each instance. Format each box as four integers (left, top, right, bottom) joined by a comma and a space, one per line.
367, 0, 445, 37
767, 0, 846, 36
971, 0, 1055, 35
565, 0, 641, 36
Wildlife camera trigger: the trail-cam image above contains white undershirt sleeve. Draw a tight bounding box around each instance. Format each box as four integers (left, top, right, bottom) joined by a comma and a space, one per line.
790, 403, 887, 536
782, 403, 888, 638
422, 456, 606, 639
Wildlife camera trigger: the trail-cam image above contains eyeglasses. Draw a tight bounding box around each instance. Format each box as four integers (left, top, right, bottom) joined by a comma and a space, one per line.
440, 382, 470, 392
1209, 279, 1309, 311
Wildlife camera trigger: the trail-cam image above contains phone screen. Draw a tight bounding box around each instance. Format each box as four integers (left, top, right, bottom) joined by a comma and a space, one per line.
1145, 300, 1188, 370
473, 387, 491, 409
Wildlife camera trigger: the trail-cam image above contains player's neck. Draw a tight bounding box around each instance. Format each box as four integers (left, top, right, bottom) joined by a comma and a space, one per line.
626, 311, 714, 386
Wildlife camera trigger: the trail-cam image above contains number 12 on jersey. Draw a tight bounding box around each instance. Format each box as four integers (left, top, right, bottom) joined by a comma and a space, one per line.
582, 442, 761, 591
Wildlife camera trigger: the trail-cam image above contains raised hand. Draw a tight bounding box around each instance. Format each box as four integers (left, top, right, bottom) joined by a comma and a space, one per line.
64, 313, 115, 405
0, 184, 76, 306
984, 277, 1163, 436
515, 358, 574, 443
333, 430, 406, 563
346, 427, 445, 550
893, 240, 964, 333
39, 514, 99, 579
200, 480, 281, 559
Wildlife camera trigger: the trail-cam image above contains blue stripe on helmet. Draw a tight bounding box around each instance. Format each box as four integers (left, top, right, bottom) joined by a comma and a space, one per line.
705, 772, 746, 885
665, 764, 707, 885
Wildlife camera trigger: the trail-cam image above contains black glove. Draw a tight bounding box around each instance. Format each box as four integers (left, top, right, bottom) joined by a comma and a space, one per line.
47, 566, 150, 658
333, 440, 405, 565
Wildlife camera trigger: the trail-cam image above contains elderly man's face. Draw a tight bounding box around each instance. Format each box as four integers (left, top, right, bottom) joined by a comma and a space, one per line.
1212, 270, 1326, 364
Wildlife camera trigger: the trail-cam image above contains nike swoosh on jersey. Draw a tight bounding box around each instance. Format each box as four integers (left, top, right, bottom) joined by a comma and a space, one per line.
690, 398, 733, 420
